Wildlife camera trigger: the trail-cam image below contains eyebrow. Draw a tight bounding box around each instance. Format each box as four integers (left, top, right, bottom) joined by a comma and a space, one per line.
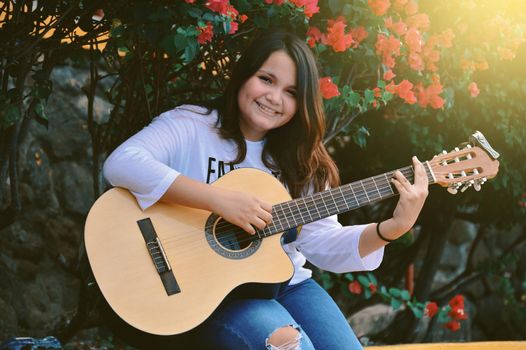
258, 69, 297, 89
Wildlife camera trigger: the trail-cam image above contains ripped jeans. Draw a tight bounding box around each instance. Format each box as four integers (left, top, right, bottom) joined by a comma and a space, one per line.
103, 278, 363, 350
195, 278, 363, 350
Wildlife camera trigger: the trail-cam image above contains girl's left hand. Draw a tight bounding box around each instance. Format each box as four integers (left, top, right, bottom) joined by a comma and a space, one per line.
389, 156, 429, 236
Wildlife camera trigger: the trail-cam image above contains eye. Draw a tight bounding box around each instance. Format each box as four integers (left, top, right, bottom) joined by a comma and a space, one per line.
258, 75, 272, 84
287, 90, 297, 97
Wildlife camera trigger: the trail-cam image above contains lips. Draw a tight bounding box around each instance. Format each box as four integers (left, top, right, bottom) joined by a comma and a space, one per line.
256, 101, 280, 115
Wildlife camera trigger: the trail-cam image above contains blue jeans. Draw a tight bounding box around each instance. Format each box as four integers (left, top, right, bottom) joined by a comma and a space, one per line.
195, 278, 363, 349
103, 278, 363, 349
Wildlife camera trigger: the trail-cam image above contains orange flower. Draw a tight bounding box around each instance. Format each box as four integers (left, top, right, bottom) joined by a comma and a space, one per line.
239, 14, 248, 23
348, 281, 362, 294
425, 302, 439, 318
369, 283, 377, 294
445, 320, 461, 332
368, 0, 391, 16
408, 52, 424, 71
405, 28, 422, 53
307, 26, 322, 48
468, 82, 480, 97
406, 13, 430, 31
376, 34, 401, 68
449, 294, 465, 309
383, 69, 396, 81
416, 81, 444, 109
324, 19, 353, 52
350, 26, 368, 48
228, 21, 238, 34
396, 79, 417, 104
206, 0, 230, 15
197, 22, 214, 44
304, 0, 320, 18
319, 77, 340, 99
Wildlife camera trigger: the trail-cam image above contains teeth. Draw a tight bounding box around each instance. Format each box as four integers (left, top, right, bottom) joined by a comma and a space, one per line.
257, 102, 277, 114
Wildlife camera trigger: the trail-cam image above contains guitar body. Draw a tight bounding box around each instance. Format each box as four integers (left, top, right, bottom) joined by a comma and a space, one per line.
85, 168, 294, 336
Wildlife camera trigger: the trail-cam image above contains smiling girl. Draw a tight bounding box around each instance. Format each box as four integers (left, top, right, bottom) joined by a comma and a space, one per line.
102, 30, 428, 350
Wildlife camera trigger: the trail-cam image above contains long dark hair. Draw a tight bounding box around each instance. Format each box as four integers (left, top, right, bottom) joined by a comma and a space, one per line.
210, 31, 339, 198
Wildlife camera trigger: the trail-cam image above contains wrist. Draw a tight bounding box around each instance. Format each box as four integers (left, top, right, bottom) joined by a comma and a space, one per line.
377, 218, 409, 241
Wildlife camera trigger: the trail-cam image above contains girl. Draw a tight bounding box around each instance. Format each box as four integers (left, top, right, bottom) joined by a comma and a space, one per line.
102, 31, 428, 350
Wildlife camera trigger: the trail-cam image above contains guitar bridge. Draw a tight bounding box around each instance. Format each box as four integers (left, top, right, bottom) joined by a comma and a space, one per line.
137, 218, 181, 295
147, 238, 172, 274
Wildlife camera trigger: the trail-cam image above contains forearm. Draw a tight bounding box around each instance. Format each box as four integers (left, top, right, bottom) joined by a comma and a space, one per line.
358, 218, 408, 258
160, 175, 220, 212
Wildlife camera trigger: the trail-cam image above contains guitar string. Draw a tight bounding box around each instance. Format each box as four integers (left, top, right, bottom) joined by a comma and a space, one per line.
159, 165, 426, 249
160, 170, 411, 250
161, 160, 462, 249
162, 160, 477, 252
200, 165, 425, 234
163, 179, 400, 250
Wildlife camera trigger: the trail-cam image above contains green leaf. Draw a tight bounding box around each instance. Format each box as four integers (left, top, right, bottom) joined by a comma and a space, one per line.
391, 298, 402, 310
389, 288, 402, 298
364, 88, 375, 104
358, 275, 369, 286
187, 7, 203, 19
364, 288, 372, 299
400, 290, 411, 301
367, 273, 378, 285
183, 41, 199, 63
344, 273, 354, 281
320, 272, 335, 290
410, 306, 424, 318
345, 91, 361, 108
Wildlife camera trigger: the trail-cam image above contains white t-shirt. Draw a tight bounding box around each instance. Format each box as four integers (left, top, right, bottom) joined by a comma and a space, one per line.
103, 105, 384, 285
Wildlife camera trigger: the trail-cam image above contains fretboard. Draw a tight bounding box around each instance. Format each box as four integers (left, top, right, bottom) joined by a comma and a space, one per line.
258, 162, 436, 238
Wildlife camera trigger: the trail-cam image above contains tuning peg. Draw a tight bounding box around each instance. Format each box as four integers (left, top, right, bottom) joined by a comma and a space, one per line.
474, 181, 482, 191
454, 147, 460, 152
447, 186, 458, 195
460, 180, 474, 193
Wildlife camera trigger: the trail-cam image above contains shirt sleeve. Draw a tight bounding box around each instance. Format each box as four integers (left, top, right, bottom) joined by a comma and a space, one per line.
295, 215, 384, 273
102, 108, 196, 210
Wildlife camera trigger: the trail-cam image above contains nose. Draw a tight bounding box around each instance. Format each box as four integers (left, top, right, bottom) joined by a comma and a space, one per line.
265, 89, 281, 106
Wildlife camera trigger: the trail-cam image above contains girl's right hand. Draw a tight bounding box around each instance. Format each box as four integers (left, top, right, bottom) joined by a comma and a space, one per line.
210, 187, 273, 235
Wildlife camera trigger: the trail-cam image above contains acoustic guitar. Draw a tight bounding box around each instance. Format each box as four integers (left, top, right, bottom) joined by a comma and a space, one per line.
84, 131, 500, 335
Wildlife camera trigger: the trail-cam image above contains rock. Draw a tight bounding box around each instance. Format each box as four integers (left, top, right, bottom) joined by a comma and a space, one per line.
348, 304, 397, 338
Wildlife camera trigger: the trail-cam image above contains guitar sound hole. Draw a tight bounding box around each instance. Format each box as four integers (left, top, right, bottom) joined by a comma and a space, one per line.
214, 219, 254, 251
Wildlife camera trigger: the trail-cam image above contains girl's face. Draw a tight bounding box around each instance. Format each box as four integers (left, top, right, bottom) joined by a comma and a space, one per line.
237, 50, 298, 141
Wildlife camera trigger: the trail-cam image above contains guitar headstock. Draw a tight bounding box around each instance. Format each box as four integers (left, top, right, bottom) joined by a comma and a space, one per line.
428, 131, 500, 194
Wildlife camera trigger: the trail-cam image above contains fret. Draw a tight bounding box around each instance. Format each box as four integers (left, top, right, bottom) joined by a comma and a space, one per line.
383, 172, 395, 195
360, 180, 370, 203
328, 189, 340, 212
264, 162, 429, 238
372, 177, 382, 198
311, 194, 322, 220
285, 201, 298, 227
294, 199, 306, 224
315, 192, 330, 218
301, 197, 314, 222
271, 205, 286, 232
338, 187, 350, 211
349, 183, 359, 207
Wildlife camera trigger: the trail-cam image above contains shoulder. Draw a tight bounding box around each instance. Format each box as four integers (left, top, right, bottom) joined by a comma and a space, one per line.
157, 104, 218, 128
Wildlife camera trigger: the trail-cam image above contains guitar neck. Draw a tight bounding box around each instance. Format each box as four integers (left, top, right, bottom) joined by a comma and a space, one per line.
259, 162, 436, 237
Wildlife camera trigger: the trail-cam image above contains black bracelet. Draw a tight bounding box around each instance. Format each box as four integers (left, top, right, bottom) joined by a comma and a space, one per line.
376, 221, 395, 243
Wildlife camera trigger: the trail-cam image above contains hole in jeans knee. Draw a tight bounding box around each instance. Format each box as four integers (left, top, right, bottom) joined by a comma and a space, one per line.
266, 325, 302, 350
